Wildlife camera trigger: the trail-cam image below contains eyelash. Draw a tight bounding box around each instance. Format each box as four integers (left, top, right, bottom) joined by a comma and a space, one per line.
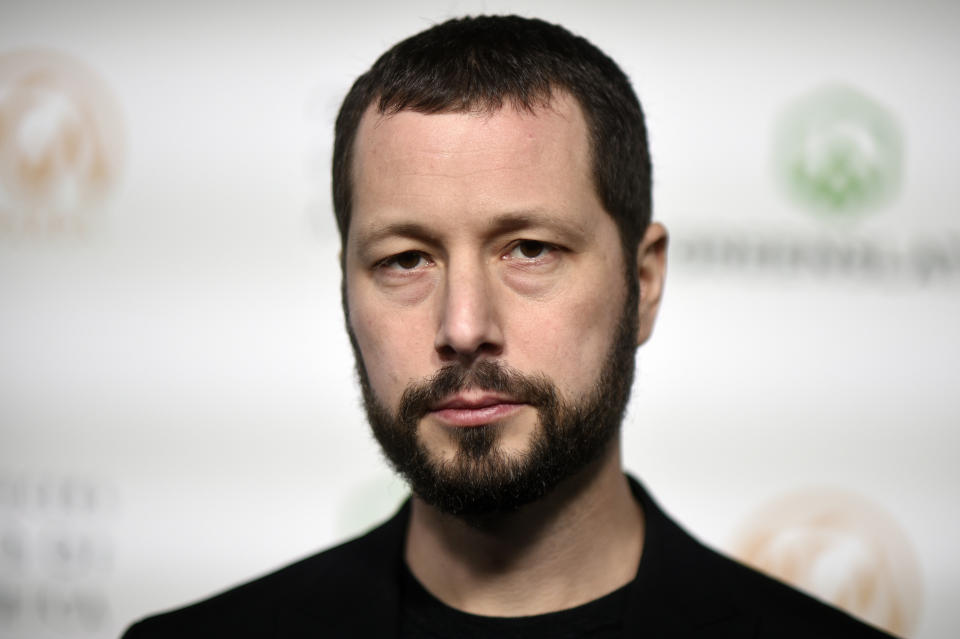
504, 240, 556, 261
376, 251, 433, 271
374, 240, 561, 272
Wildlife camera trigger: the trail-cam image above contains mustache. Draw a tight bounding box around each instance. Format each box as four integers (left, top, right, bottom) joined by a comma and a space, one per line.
397, 360, 558, 427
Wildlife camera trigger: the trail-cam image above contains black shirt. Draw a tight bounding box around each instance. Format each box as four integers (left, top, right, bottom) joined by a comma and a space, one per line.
399, 562, 627, 639
123, 477, 900, 638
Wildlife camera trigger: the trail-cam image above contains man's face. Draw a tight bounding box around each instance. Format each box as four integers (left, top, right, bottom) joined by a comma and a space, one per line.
344, 94, 639, 515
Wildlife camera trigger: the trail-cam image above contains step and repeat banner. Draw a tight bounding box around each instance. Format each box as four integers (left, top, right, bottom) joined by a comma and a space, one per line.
1, 2, 956, 637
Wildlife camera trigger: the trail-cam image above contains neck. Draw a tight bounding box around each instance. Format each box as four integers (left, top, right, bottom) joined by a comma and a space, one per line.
404, 442, 644, 617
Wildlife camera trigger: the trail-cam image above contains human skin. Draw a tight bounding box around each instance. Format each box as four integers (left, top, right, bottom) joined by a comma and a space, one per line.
344, 92, 667, 615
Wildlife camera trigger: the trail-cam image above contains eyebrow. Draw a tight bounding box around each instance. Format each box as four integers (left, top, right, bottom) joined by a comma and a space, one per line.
352, 221, 442, 250
484, 211, 586, 241
351, 209, 587, 254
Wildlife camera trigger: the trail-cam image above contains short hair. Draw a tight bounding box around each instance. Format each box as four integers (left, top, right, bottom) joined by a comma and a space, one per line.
332, 15, 651, 264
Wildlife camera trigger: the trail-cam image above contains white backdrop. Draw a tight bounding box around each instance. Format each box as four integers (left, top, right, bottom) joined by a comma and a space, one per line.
1, 1, 957, 637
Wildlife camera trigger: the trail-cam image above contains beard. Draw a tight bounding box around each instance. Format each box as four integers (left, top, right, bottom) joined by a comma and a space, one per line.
351, 281, 639, 519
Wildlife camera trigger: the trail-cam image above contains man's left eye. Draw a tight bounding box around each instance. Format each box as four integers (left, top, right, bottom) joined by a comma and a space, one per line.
508, 241, 553, 259
380, 250, 431, 270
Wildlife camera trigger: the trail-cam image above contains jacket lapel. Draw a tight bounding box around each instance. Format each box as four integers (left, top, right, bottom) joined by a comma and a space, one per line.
621, 477, 755, 638
275, 502, 411, 638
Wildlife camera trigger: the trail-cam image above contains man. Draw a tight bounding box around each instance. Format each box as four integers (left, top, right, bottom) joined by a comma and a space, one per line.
125, 16, 896, 638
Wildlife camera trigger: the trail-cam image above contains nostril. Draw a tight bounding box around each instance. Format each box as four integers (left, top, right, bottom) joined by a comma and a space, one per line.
436, 344, 458, 360
476, 341, 502, 357
434, 340, 501, 362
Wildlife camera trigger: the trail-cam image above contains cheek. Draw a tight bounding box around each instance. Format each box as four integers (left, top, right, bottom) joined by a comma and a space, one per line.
509, 283, 623, 399
348, 285, 435, 407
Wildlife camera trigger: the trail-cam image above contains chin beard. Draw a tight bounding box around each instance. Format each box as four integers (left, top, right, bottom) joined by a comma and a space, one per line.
352, 285, 638, 518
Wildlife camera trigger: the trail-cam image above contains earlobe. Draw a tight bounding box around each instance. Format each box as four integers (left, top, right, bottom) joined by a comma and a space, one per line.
635, 222, 668, 346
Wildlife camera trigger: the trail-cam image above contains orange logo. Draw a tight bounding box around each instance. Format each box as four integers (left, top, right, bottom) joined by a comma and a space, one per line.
0, 49, 123, 234
729, 490, 922, 636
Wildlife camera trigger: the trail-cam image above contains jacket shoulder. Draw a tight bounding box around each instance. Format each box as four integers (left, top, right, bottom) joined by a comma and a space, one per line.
122, 504, 408, 638
626, 477, 898, 639
685, 532, 899, 638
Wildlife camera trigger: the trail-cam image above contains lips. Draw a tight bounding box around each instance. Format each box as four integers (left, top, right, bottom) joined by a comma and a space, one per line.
428, 392, 525, 427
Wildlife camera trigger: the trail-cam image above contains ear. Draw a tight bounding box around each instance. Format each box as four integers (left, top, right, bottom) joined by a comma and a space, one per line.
635, 222, 668, 346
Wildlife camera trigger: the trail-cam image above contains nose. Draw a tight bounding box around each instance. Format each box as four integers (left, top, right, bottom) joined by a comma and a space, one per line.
435, 259, 503, 362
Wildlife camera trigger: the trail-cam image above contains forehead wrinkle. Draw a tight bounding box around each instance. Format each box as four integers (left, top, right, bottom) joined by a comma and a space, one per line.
358, 97, 581, 167
351, 93, 601, 246
369, 140, 545, 181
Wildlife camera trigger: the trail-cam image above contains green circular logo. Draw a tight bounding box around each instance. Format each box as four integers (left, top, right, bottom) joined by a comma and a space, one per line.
774, 85, 903, 217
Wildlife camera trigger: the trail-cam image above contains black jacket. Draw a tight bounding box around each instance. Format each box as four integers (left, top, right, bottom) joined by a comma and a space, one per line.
123, 478, 896, 638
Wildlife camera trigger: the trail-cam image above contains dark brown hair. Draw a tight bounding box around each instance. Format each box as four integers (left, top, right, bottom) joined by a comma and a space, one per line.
332, 15, 651, 265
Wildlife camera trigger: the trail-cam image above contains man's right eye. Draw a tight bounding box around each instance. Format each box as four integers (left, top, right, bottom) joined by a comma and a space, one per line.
380, 251, 430, 271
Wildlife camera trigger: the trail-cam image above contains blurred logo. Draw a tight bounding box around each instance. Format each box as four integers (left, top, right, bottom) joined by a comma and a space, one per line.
729, 490, 922, 637
774, 85, 903, 217
0, 474, 116, 633
0, 49, 124, 234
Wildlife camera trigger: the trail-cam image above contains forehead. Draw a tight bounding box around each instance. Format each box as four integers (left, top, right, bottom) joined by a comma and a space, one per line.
349, 93, 597, 228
